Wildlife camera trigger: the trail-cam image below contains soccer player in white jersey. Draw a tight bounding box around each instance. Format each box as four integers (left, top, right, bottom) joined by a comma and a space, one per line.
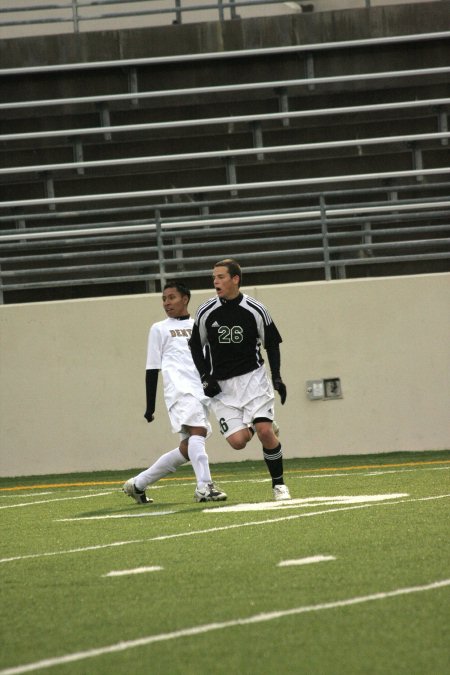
188, 258, 291, 501
123, 280, 226, 504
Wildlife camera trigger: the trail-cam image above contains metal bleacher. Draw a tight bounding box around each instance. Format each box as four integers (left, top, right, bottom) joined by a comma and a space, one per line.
0, 26, 449, 303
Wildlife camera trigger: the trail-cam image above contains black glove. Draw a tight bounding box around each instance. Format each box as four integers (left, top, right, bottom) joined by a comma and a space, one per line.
144, 410, 154, 423
272, 376, 287, 405
201, 375, 222, 398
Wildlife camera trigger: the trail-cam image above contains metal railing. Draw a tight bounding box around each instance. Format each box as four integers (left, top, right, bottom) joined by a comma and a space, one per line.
2, 65, 450, 111
2, 131, 449, 178
1, 51, 448, 209
1, 30, 449, 301
2, 167, 450, 212
2, 30, 448, 77
1, 191, 449, 298
0, 1, 395, 37
1, 97, 449, 144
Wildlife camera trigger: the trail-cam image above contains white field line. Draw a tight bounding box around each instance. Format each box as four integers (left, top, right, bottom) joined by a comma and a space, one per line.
103, 566, 163, 577
178, 465, 450, 486
1, 493, 449, 565
278, 555, 336, 567
56, 511, 175, 521
364, 470, 418, 476
174, 478, 270, 487
0, 492, 113, 509
365, 470, 409, 475
0, 492, 54, 500
1, 578, 448, 675
304, 473, 354, 478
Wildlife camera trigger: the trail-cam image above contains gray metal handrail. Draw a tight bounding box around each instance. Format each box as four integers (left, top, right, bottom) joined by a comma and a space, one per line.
2, 215, 449, 259
1, 31, 449, 76
1, 254, 448, 290
2, 167, 450, 211
3, 252, 448, 293
0, 3, 445, 38
2, 197, 449, 244
1, 26, 448, 301
3, 222, 450, 267
0, 0, 288, 33
1, 181, 448, 228
2, 192, 448, 292
3, 239, 450, 279
2, 97, 448, 142
2, 65, 449, 111
3, 131, 449, 177
2, 197, 449, 241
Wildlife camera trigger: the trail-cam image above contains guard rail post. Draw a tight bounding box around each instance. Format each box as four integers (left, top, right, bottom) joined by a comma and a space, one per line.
320, 194, 331, 281
155, 210, 166, 289
71, 0, 80, 33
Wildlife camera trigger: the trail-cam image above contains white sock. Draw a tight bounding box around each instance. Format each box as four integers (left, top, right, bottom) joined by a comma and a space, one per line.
134, 448, 186, 491
188, 435, 212, 487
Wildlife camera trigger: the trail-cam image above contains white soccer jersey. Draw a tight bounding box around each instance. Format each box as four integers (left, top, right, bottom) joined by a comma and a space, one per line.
146, 317, 207, 410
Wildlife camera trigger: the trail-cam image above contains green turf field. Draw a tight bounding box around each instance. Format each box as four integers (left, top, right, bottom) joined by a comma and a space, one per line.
1, 450, 449, 675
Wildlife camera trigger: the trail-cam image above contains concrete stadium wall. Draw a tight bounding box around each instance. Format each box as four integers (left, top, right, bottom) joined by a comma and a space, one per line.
1, 1, 448, 70
0, 0, 443, 42
0, 273, 449, 477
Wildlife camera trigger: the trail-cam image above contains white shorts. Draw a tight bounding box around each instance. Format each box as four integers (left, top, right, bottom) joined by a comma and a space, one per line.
211, 366, 275, 439
168, 394, 212, 440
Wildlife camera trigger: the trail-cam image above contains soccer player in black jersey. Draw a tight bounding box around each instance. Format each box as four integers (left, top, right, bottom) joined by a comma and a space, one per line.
189, 258, 291, 501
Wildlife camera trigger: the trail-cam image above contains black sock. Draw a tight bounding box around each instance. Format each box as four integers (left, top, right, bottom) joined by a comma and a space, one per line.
263, 443, 284, 488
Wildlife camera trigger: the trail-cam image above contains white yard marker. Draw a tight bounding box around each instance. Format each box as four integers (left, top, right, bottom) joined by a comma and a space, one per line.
103, 566, 163, 577
278, 555, 336, 567
205, 493, 409, 513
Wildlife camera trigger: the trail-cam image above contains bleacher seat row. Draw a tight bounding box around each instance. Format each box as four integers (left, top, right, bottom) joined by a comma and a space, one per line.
0, 25, 449, 302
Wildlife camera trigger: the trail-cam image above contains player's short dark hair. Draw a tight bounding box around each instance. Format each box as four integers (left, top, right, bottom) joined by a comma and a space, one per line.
163, 279, 191, 300
214, 258, 242, 286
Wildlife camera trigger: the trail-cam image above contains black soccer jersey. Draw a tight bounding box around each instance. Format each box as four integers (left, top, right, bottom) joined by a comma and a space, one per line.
189, 293, 282, 380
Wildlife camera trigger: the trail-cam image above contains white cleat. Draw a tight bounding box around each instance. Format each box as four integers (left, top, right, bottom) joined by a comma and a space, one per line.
123, 479, 153, 504
194, 482, 227, 502
273, 484, 291, 501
